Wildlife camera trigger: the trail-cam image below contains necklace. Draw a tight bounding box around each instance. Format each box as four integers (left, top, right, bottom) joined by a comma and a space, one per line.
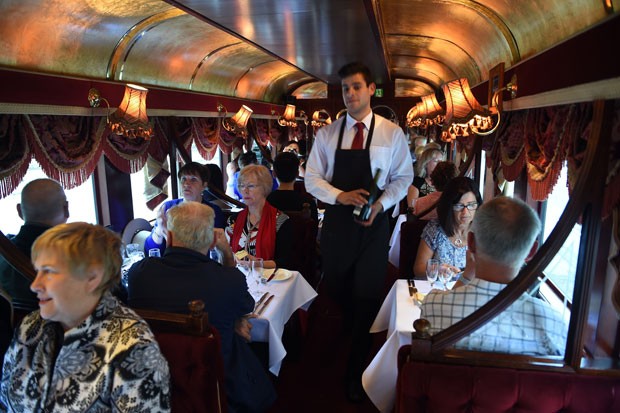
454, 236, 463, 247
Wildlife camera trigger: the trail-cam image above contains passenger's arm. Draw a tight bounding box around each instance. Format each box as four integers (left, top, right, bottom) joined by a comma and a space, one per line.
407, 185, 420, 209
413, 239, 434, 278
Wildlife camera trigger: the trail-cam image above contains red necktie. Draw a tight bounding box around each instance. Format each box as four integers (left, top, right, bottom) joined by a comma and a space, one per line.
351, 122, 364, 150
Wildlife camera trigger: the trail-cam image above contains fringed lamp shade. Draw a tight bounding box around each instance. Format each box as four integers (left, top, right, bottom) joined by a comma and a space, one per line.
109, 84, 153, 139
311, 109, 332, 128
421, 93, 443, 117
278, 104, 298, 127
231, 105, 253, 129
442, 78, 489, 124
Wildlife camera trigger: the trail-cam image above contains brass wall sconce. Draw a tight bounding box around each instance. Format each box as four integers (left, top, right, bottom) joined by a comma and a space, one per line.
277, 104, 298, 127
406, 93, 444, 129
311, 109, 332, 128
88, 84, 154, 139
218, 103, 253, 137
441, 76, 517, 142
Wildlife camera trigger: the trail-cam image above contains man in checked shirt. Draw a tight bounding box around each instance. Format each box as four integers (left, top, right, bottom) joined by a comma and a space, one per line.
421, 196, 567, 356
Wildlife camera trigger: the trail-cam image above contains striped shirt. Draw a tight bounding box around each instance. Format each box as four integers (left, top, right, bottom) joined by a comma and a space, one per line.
421, 278, 567, 356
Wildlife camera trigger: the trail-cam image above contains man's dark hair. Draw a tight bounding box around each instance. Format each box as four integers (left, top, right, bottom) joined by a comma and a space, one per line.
239, 151, 258, 168
178, 162, 210, 182
337, 62, 373, 85
273, 152, 300, 183
430, 161, 457, 192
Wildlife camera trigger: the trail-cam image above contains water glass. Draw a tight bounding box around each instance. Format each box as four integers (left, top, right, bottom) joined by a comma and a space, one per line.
148, 248, 161, 257
438, 266, 452, 290
126, 243, 142, 259
426, 259, 439, 287
251, 258, 264, 282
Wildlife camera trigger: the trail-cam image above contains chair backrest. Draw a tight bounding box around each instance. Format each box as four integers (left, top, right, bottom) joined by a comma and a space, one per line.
134, 300, 227, 413
283, 203, 319, 287
121, 218, 153, 246
398, 217, 428, 279
396, 345, 620, 413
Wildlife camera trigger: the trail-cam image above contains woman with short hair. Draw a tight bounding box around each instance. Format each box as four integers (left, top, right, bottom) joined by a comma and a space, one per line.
228, 164, 292, 269
0, 222, 170, 412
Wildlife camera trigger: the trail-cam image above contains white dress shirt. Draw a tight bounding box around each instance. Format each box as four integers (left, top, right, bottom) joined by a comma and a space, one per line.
305, 113, 413, 211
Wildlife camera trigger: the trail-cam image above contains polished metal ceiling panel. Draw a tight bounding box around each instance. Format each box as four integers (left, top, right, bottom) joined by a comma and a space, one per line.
0, 0, 616, 103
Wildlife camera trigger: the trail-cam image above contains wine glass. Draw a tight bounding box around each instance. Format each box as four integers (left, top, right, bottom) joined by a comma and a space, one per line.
438, 266, 452, 290
426, 259, 439, 288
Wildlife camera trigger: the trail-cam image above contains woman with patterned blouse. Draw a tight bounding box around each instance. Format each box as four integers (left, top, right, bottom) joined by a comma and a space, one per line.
413, 177, 482, 279
228, 164, 292, 269
0, 222, 170, 413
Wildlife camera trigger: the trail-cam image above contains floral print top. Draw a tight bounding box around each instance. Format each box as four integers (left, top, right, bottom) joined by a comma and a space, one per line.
421, 219, 467, 269
0, 292, 170, 413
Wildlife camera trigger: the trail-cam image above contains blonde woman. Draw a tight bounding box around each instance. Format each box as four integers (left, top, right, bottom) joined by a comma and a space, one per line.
0, 222, 170, 412
407, 146, 445, 207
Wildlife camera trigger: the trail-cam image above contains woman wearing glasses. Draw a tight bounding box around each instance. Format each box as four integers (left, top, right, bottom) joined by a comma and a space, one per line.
228, 164, 292, 269
413, 177, 482, 279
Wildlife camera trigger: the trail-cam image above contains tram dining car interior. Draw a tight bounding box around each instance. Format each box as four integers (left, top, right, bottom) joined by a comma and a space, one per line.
1, 0, 620, 411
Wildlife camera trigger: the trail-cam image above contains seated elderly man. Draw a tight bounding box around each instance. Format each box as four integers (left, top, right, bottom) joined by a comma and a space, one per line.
421, 196, 567, 356
126, 201, 275, 413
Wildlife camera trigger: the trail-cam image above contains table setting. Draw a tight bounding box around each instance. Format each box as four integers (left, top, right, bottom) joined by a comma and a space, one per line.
235, 258, 318, 375
362, 269, 458, 412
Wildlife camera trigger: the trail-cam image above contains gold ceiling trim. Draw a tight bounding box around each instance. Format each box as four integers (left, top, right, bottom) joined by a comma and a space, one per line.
389, 34, 482, 82
106, 8, 186, 80
442, 0, 520, 64
189, 42, 243, 90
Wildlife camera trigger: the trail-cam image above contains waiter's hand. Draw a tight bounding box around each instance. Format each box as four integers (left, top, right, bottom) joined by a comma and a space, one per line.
356, 202, 384, 227
336, 189, 369, 206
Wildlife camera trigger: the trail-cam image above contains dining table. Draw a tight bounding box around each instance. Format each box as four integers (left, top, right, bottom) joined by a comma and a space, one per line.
242, 267, 318, 376
362, 279, 438, 413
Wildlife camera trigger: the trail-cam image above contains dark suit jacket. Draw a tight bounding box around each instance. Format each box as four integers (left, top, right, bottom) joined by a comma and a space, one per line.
125, 247, 275, 412
0, 223, 49, 311
267, 189, 319, 222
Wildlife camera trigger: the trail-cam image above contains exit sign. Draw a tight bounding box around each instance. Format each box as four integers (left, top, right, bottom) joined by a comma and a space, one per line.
375, 88, 384, 97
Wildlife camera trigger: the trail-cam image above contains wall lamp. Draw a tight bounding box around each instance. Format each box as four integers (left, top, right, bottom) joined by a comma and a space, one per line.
218, 103, 253, 137
88, 84, 154, 139
311, 109, 332, 128
441, 76, 517, 142
406, 93, 444, 129
277, 104, 298, 128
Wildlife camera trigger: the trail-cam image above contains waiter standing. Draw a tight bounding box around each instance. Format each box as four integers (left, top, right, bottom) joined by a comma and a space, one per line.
305, 62, 413, 402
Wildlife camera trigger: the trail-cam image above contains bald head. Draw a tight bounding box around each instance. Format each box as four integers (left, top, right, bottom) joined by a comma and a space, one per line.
18, 179, 69, 226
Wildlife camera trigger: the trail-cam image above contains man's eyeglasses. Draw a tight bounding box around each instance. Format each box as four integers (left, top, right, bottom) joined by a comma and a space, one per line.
452, 202, 478, 211
238, 183, 258, 191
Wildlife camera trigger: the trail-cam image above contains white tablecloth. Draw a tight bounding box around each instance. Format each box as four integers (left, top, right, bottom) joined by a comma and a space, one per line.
388, 215, 407, 267
362, 279, 433, 412
248, 270, 317, 375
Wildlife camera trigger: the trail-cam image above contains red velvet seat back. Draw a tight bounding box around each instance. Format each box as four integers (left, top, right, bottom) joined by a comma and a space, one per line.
155, 329, 227, 413
396, 346, 620, 413
285, 214, 319, 288
399, 218, 428, 279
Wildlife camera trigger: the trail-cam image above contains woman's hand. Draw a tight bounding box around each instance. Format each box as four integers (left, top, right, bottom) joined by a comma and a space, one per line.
151, 206, 168, 244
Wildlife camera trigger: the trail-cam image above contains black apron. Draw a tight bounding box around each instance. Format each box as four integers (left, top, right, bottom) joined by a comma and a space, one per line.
321, 115, 389, 300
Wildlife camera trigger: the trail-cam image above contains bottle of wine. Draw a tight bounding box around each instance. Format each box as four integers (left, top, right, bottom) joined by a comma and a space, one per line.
353, 168, 382, 221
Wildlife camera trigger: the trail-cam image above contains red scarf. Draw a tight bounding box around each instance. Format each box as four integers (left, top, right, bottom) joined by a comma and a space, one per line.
231, 201, 278, 260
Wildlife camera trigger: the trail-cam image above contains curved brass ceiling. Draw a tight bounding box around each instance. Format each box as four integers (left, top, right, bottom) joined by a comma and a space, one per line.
0, 0, 616, 103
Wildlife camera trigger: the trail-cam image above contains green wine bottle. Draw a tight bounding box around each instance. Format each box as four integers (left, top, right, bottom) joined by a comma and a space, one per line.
353, 169, 382, 221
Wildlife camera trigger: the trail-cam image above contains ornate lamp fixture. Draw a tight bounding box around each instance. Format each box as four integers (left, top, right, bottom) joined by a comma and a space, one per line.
407, 93, 444, 129
277, 104, 298, 127
441, 76, 517, 142
311, 109, 332, 128
218, 103, 253, 137
88, 84, 154, 139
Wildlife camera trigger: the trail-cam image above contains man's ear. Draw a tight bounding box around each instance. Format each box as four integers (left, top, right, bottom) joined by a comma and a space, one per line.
524, 239, 539, 263
63, 202, 70, 220
369, 82, 376, 95
16, 204, 23, 220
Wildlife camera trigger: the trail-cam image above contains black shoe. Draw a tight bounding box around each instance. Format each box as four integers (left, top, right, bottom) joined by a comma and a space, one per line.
345, 378, 365, 403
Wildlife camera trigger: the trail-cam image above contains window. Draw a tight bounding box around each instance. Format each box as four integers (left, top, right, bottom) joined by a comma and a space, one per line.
538, 163, 580, 312
130, 143, 222, 219
0, 161, 97, 236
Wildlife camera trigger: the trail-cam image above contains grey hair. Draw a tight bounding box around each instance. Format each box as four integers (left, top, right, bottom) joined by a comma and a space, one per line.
167, 201, 215, 252
238, 164, 273, 197
471, 196, 541, 268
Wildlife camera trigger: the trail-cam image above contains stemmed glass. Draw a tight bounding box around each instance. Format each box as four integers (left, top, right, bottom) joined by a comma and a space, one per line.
426, 259, 439, 288
438, 266, 452, 290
